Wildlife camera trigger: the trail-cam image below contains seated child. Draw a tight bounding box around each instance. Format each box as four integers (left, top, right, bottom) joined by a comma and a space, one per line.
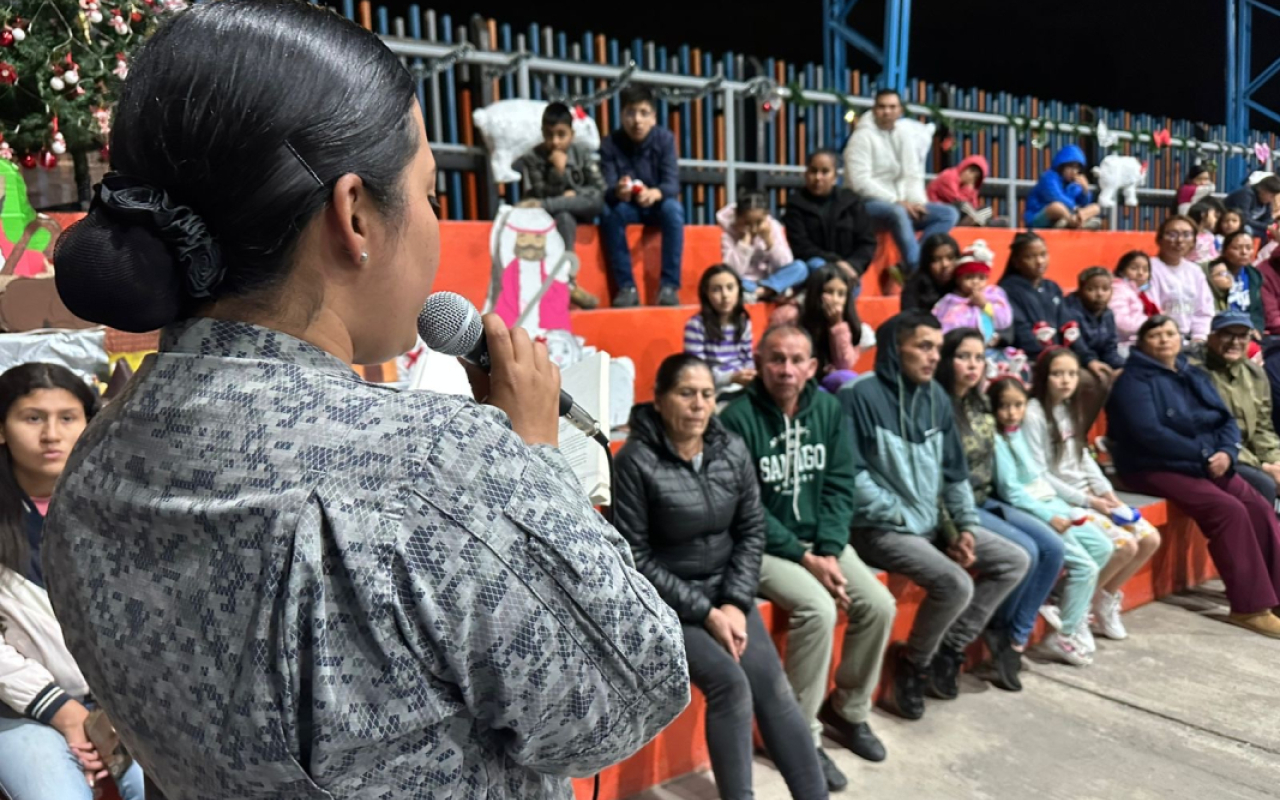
1109, 251, 1160, 357
1024, 145, 1102, 230
1024, 349, 1161, 647
716, 189, 811, 302
927, 155, 998, 227
683, 265, 755, 396
599, 85, 684, 308
989, 376, 1111, 666
1187, 198, 1225, 264
932, 240, 1022, 378
1064, 267, 1125, 371
514, 101, 606, 309
771, 265, 869, 393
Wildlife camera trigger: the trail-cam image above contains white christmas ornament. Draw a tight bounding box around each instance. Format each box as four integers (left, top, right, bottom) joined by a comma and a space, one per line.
89, 10, 102, 22
51, 140, 66, 155
49, 76, 65, 92
11, 28, 24, 42
63, 69, 78, 85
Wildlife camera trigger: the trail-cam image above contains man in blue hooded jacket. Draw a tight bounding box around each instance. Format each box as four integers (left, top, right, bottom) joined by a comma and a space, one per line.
839, 311, 1029, 721
1024, 144, 1103, 229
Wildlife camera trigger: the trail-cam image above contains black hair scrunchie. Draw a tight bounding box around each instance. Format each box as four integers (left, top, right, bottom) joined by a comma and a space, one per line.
95, 174, 225, 299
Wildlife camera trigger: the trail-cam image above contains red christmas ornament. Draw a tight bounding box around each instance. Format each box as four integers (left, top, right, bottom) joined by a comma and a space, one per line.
19, 153, 35, 169
38, 150, 57, 170
0, 62, 16, 85
0, 30, 14, 48
130, 10, 142, 21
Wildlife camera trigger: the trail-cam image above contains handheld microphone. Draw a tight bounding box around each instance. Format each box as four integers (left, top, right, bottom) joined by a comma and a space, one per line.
416, 292, 602, 438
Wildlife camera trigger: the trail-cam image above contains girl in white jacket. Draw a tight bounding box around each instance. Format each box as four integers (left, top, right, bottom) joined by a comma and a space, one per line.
0, 363, 145, 799
1024, 349, 1162, 647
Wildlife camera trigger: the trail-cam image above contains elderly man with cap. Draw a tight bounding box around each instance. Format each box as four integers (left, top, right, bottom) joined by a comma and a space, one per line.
1197, 310, 1280, 509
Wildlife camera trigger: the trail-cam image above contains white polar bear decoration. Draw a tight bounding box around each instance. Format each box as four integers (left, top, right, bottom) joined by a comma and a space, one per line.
472, 99, 602, 184
1093, 155, 1148, 210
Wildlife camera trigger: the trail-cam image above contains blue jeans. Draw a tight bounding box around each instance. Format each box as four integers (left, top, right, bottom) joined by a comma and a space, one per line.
978, 498, 1066, 645
862, 200, 959, 270
599, 198, 685, 290
0, 712, 146, 800
741, 259, 815, 295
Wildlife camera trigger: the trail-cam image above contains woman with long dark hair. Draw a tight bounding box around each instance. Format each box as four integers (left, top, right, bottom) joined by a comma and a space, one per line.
935, 330, 1064, 689
42, 3, 689, 797
0, 363, 146, 798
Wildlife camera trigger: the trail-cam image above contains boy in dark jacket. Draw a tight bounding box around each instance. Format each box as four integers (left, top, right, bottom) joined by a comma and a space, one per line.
720, 325, 895, 786
783, 149, 878, 284
515, 102, 606, 309
599, 84, 684, 308
1065, 267, 1125, 370
840, 312, 1028, 720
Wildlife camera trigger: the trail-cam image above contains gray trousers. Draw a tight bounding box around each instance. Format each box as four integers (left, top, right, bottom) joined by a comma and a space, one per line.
684, 607, 828, 800
851, 527, 1030, 667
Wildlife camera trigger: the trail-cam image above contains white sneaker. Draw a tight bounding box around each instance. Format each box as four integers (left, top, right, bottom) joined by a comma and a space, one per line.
1074, 623, 1097, 656
1092, 590, 1128, 640
1041, 632, 1092, 666
1039, 604, 1063, 631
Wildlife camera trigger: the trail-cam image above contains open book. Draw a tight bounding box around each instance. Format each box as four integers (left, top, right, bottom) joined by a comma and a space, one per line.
407, 344, 610, 505
958, 202, 993, 225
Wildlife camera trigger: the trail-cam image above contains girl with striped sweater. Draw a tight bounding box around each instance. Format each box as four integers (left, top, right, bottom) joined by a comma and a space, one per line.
684, 264, 756, 398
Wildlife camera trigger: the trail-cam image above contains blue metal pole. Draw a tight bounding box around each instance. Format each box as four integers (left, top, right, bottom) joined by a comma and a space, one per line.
883, 0, 900, 90
899, 0, 912, 91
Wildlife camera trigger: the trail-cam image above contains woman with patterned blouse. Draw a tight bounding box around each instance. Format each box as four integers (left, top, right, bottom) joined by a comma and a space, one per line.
936, 329, 1065, 691
39, 3, 689, 798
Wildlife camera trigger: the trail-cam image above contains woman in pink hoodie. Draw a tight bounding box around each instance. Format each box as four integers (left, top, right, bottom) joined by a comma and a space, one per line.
928, 155, 995, 226
716, 189, 810, 301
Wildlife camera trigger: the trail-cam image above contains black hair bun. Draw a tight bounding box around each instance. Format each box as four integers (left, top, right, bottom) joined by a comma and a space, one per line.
54, 175, 223, 333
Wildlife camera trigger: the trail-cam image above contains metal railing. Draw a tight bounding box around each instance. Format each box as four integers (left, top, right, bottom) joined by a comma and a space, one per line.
385, 37, 1255, 229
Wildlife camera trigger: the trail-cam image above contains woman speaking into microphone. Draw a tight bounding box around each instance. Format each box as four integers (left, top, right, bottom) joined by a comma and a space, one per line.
42, 2, 689, 797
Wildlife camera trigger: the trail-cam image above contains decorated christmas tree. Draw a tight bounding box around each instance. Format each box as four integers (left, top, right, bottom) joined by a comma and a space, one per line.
0, 0, 186, 207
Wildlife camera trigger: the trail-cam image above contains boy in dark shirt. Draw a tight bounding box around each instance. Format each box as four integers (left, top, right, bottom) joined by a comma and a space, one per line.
599, 85, 684, 307
515, 102, 606, 309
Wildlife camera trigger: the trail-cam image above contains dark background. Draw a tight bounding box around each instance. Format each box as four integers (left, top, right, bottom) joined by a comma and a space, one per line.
384, 0, 1280, 129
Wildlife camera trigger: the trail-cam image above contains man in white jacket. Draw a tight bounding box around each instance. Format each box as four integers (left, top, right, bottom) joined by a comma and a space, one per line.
844, 89, 958, 273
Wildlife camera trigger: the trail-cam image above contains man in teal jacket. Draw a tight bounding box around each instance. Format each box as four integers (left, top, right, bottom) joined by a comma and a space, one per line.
721, 325, 895, 789
840, 311, 1029, 721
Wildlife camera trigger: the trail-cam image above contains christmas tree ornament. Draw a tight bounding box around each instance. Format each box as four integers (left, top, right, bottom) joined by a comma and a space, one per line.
63, 68, 78, 84
0, 30, 13, 47
130, 10, 142, 22
49, 75, 64, 91
11, 27, 24, 42
38, 150, 57, 170
0, 142, 12, 161
19, 153, 35, 169
0, 63, 16, 85
51, 132, 66, 154
88, 9, 102, 22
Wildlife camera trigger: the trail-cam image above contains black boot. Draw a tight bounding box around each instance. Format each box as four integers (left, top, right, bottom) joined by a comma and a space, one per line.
926, 646, 964, 700
879, 643, 926, 720
983, 629, 1023, 692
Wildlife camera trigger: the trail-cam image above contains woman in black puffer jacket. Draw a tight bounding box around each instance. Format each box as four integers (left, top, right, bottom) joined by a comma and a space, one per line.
614, 354, 827, 800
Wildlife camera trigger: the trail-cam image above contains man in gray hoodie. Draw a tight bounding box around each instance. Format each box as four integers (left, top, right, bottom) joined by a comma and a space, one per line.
840, 311, 1028, 721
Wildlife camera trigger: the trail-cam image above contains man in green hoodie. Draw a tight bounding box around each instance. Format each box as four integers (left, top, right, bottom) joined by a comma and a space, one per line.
721, 325, 896, 790
841, 311, 1028, 721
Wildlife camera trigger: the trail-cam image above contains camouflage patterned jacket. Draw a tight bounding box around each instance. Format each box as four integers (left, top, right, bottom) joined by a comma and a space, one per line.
43, 318, 689, 799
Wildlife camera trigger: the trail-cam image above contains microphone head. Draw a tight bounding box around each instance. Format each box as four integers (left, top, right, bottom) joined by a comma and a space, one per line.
417, 292, 483, 358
